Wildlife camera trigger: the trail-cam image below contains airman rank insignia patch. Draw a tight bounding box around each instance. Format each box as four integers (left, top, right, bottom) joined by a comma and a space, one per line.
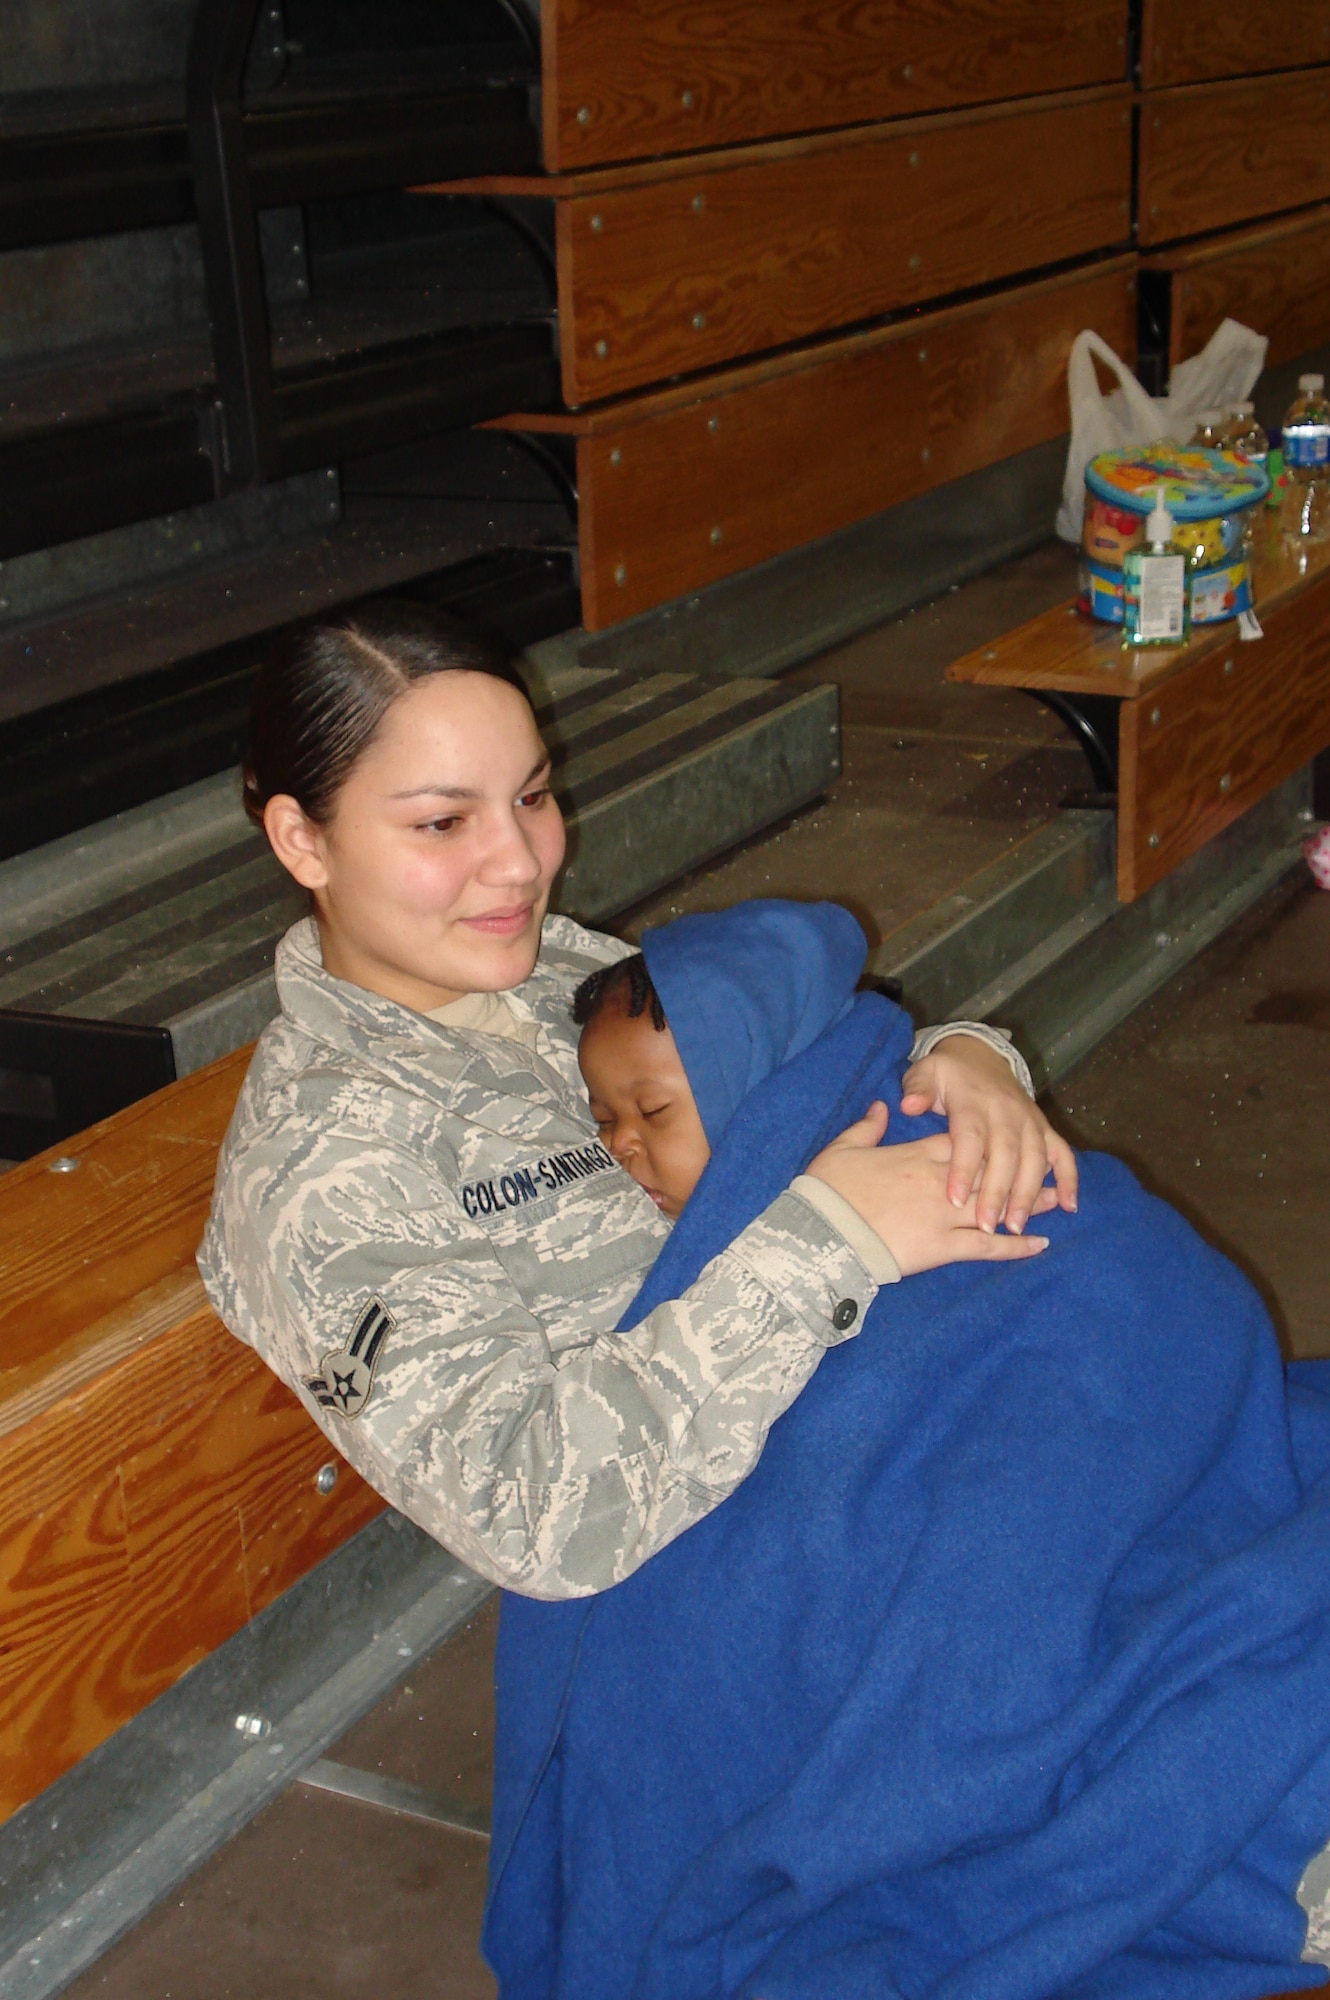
306, 1297, 394, 1420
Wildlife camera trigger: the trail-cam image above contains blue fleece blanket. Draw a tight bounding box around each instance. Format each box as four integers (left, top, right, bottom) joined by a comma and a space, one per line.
485, 978, 1330, 1999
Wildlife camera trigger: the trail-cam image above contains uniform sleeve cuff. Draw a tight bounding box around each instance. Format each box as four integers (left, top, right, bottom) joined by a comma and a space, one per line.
910, 1021, 1035, 1099
790, 1175, 902, 1285
732, 1189, 881, 1346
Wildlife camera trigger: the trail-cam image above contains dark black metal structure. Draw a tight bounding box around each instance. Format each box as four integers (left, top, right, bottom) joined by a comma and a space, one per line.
2, 0, 557, 565
0, 1012, 176, 1161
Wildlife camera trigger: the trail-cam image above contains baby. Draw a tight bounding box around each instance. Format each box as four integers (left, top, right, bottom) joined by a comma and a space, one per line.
573, 932, 1056, 1274
573, 951, 708, 1219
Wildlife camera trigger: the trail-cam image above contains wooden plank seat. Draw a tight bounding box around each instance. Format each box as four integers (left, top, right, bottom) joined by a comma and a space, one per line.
1141, 0, 1330, 89
422, 83, 1133, 407
541, 0, 1127, 170
946, 512, 1330, 901
1138, 68, 1330, 248
1141, 204, 1330, 379
490, 257, 1138, 629
0, 1053, 384, 1823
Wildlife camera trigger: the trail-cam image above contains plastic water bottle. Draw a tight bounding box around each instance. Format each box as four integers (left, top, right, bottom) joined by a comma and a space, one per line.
1189, 409, 1235, 450
1227, 402, 1269, 468
1280, 374, 1330, 539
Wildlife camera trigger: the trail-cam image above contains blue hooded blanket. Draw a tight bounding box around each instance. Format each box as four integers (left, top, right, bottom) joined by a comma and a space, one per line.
483, 900, 1330, 2000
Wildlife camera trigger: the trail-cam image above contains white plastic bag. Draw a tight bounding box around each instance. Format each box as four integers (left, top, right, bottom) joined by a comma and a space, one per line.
1056, 318, 1267, 542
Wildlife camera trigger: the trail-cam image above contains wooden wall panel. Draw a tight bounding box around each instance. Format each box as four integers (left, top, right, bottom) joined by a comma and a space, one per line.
1141, 0, 1330, 89
569, 260, 1135, 629
1119, 564, 1330, 898
543, 0, 1126, 170
1139, 71, 1330, 246
1143, 206, 1330, 374
558, 88, 1132, 405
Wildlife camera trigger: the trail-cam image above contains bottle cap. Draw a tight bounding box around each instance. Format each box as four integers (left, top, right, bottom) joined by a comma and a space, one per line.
1299, 374, 1325, 392
1144, 484, 1175, 545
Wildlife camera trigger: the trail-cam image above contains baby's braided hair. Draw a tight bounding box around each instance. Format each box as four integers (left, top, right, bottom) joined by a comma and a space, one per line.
571, 952, 667, 1032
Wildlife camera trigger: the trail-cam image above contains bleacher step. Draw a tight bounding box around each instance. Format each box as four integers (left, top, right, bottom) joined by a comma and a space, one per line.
0, 662, 838, 1111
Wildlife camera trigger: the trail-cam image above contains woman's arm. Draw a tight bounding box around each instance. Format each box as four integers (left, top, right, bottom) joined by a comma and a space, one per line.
204, 1118, 881, 1600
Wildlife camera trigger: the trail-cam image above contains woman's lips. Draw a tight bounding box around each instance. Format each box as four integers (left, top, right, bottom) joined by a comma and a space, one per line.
463, 904, 534, 937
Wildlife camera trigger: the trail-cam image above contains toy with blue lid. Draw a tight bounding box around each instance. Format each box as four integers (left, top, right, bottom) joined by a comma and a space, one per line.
1080, 443, 1270, 629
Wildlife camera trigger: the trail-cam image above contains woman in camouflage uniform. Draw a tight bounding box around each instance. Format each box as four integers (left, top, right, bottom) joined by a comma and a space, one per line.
199, 603, 1076, 1599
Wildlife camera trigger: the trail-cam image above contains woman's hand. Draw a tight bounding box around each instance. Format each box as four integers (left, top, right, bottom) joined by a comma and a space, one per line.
900, 1034, 1078, 1235
806, 1103, 1055, 1277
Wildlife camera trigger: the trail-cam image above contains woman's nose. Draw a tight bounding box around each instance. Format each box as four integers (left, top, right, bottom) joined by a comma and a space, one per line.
479, 810, 542, 886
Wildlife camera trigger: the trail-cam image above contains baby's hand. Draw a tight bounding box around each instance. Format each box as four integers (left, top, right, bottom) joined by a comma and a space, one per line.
806, 1103, 1054, 1277
900, 1035, 1077, 1235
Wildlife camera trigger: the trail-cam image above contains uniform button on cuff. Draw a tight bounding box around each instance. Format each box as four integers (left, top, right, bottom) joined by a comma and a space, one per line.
832, 1298, 859, 1331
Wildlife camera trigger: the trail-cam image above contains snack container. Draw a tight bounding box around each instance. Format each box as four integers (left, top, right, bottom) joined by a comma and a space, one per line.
1081, 445, 1269, 628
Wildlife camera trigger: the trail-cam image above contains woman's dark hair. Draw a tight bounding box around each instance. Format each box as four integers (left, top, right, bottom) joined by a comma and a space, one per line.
572, 954, 668, 1033
243, 599, 535, 828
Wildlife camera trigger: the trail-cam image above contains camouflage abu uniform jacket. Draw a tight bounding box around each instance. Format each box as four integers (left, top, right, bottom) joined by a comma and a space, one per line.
199, 915, 1031, 1599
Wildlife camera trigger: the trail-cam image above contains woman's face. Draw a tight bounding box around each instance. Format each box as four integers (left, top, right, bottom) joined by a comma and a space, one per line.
266, 672, 566, 1012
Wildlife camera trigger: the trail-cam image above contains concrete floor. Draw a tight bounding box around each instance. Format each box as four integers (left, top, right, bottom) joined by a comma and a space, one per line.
622, 540, 1086, 949
60, 546, 1328, 2000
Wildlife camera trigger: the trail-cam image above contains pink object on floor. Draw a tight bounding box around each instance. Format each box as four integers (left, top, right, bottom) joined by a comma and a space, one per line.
1304, 825, 1330, 889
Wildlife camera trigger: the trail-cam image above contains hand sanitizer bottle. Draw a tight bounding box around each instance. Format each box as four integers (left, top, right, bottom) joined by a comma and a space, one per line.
1122, 486, 1189, 649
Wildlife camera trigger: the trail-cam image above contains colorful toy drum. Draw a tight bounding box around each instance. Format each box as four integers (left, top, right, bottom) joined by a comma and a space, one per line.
1080, 444, 1270, 629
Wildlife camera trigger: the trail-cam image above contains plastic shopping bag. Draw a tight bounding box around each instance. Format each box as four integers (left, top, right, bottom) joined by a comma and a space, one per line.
1056, 318, 1267, 542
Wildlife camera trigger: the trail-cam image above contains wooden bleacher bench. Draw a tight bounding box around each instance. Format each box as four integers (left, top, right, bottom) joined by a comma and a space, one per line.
1142, 204, 1330, 380
491, 258, 1136, 631
0, 1050, 383, 1825
1139, 66, 1330, 247
947, 511, 1330, 901
1140, 0, 1328, 89
542, 0, 1124, 168
422, 82, 1132, 408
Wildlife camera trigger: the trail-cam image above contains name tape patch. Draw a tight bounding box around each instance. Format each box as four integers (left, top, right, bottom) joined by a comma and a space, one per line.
460, 1141, 615, 1219
306, 1296, 394, 1420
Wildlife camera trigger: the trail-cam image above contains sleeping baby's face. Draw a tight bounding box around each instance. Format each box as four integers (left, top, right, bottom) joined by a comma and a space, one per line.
578, 999, 710, 1219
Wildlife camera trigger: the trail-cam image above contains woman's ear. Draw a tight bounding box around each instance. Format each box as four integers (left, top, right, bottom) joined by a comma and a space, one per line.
263, 793, 330, 892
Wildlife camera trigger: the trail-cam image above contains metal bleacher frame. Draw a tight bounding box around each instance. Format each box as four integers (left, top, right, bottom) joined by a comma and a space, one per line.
0, 0, 558, 561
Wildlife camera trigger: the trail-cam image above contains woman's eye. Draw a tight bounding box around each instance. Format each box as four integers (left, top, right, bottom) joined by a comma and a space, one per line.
421, 817, 461, 835
518, 786, 551, 811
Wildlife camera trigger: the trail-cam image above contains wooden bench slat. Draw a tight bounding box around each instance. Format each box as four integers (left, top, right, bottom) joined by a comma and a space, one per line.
1142, 204, 1330, 375
0, 1307, 383, 1820
543, 0, 1126, 170
1139, 70, 1330, 247
1141, 0, 1330, 89
556, 87, 1132, 405
946, 518, 1330, 702
561, 260, 1135, 628
0, 1047, 250, 1428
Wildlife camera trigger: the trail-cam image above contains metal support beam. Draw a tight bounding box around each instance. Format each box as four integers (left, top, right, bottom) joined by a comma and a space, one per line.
1029, 689, 1121, 793
186, 0, 278, 487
